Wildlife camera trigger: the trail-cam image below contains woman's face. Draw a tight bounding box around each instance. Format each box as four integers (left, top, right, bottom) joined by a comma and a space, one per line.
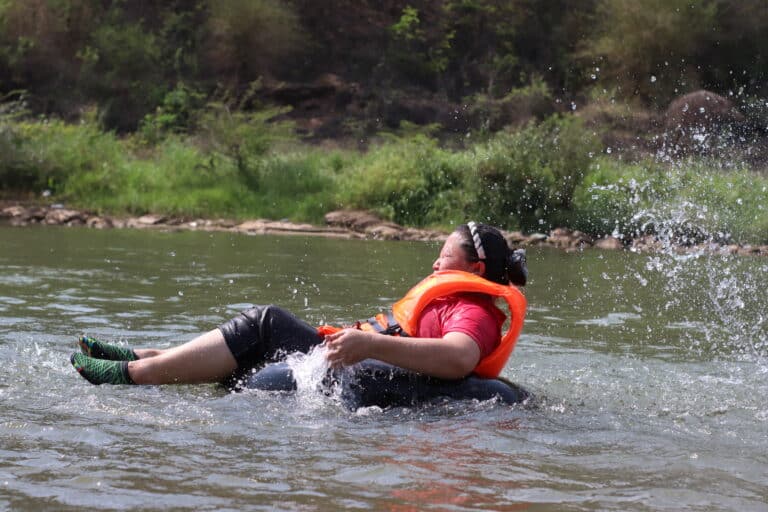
432, 232, 482, 274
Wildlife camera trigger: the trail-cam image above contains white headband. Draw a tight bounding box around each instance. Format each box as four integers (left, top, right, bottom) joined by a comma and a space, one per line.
467, 221, 486, 260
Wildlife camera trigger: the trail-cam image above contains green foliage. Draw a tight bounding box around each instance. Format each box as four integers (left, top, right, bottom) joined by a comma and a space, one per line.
582, 0, 717, 102
386, 5, 452, 88
337, 134, 470, 227
79, 14, 166, 130
63, 140, 339, 221
443, 0, 519, 96
468, 75, 553, 132
470, 115, 601, 232
3, 109, 767, 244
205, 0, 303, 84
194, 101, 296, 190
384, 1, 523, 96
0, 98, 31, 189
139, 83, 206, 144
0, 0, 94, 92
571, 157, 669, 237
572, 157, 768, 244
390, 6, 422, 41
0, 112, 124, 193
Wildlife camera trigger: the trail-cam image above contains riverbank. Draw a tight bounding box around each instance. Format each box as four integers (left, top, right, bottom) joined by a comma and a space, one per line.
4, 201, 767, 257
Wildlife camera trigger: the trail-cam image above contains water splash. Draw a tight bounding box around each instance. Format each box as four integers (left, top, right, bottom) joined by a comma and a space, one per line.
283, 344, 342, 407
631, 196, 767, 360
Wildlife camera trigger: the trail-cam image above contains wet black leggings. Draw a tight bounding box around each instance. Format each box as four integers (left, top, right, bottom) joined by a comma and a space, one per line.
218, 305, 324, 371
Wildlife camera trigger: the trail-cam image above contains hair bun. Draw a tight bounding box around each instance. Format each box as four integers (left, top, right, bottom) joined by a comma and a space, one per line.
507, 249, 528, 286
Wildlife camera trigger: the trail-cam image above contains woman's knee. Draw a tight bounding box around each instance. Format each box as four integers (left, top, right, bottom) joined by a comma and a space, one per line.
219, 304, 320, 368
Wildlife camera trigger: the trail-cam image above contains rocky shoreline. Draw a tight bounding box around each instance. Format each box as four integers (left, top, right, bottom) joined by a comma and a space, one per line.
2, 202, 767, 257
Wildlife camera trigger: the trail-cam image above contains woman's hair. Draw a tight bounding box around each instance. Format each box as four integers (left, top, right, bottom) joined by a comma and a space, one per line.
456, 223, 528, 286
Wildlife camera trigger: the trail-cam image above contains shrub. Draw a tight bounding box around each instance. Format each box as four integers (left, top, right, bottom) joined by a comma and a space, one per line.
572, 157, 768, 244
337, 135, 470, 227
0, 113, 124, 194
204, 0, 303, 84
138, 83, 206, 145
469, 115, 600, 232
194, 101, 296, 190
571, 157, 669, 238
79, 16, 166, 130
581, 0, 717, 103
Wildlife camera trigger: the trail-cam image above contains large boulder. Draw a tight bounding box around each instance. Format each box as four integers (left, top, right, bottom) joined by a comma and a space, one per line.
664, 89, 744, 133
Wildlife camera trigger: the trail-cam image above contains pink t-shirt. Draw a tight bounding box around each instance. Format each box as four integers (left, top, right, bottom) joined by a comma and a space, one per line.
415, 294, 506, 358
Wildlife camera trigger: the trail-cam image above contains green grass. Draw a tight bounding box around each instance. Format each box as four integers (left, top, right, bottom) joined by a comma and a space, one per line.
3, 111, 768, 245
572, 157, 768, 244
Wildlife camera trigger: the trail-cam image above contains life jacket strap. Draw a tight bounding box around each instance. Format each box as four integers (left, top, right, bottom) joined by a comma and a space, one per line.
363, 312, 408, 336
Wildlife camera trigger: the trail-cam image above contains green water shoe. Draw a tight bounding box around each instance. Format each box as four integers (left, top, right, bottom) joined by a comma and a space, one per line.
78, 335, 137, 361
70, 353, 134, 385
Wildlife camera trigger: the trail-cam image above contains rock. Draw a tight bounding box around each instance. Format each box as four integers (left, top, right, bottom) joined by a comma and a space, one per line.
44, 209, 83, 225
325, 210, 387, 230
86, 216, 113, 229
1, 206, 27, 218
595, 236, 624, 250
630, 235, 663, 252
548, 228, 593, 249
528, 233, 548, 244
4, 206, 46, 222
135, 214, 166, 225
665, 90, 744, 132
504, 231, 527, 245
236, 220, 268, 233
365, 224, 403, 240
3, 201, 768, 259
550, 227, 572, 237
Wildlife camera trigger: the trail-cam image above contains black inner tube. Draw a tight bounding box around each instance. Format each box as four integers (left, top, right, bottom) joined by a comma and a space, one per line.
242, 359, 531, 409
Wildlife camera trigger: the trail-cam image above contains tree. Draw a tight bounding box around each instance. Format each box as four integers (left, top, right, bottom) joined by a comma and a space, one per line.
203, 0, 303, 87
582, 0, 717, 104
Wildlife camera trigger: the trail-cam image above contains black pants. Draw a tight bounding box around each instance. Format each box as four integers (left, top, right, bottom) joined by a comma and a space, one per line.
218, 305, 323, 372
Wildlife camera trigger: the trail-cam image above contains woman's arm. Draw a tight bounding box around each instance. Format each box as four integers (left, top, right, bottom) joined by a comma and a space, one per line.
323, 329, 481, 379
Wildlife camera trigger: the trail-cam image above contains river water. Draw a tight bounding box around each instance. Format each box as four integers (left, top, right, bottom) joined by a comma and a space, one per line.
1, 226, 766, 511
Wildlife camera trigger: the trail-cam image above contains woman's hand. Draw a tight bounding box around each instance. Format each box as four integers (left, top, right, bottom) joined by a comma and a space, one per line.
324, 329, 374, 367
323, 329, 481, 379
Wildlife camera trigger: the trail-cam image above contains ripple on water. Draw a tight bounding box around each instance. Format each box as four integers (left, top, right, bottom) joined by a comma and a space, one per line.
575, 312, 643, 326
2, 228, 768, 511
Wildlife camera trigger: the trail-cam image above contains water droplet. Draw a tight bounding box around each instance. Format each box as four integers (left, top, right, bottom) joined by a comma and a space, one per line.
650, 75, 657, 83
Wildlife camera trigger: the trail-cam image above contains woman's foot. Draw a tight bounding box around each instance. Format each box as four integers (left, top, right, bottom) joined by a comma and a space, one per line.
78, 335, 138, 361
70, 353, 134, 385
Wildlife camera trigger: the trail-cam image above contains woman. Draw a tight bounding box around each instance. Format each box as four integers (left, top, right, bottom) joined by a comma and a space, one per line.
70, 222, 528, 391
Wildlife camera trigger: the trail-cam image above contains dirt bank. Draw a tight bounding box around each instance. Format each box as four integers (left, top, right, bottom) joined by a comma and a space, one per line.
2, 201, 767, 257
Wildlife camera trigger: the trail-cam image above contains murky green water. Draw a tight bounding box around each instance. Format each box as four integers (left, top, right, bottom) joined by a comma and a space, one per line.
1, 226, 766, 511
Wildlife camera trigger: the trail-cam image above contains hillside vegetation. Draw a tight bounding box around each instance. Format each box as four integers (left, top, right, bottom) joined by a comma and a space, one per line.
2, 0, 768, 244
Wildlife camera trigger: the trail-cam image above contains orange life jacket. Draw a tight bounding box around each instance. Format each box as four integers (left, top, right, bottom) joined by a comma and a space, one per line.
318, 270, 527, 378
